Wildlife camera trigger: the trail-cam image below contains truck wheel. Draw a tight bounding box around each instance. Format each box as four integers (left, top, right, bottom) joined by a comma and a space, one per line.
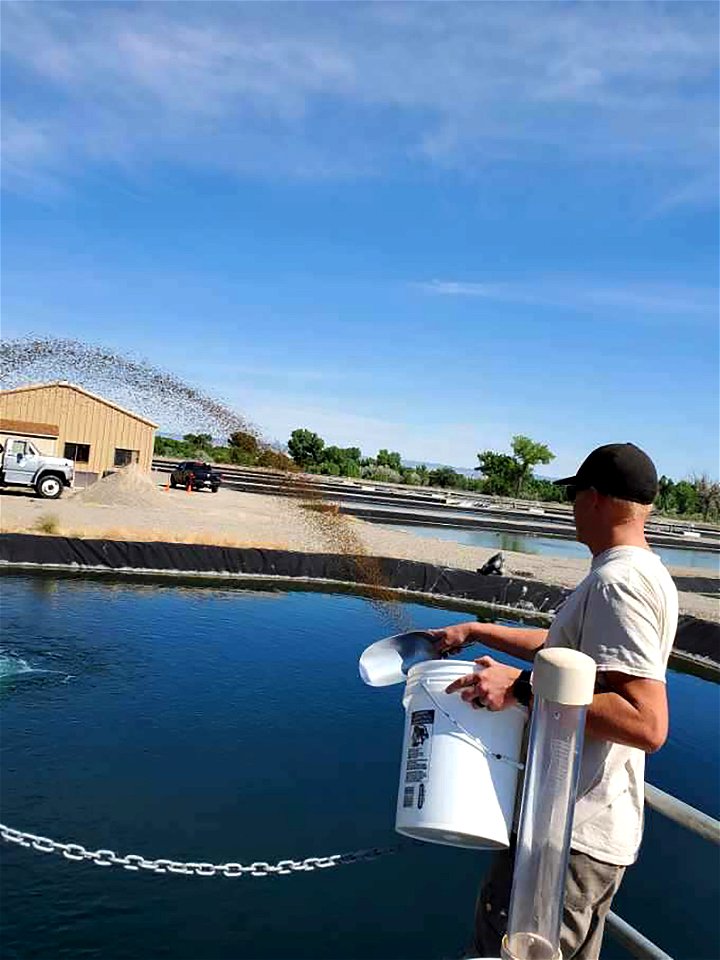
212, 486, 219, 493
36, 475, 63, 499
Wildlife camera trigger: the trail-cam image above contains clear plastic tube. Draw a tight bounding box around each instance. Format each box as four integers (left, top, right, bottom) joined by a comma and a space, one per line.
502, 698, 587, 960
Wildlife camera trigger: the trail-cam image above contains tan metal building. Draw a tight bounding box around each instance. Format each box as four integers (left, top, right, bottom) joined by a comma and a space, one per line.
0, 382, 157, 481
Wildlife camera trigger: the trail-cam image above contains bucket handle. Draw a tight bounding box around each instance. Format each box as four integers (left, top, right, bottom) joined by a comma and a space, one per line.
420, 681, 525, 771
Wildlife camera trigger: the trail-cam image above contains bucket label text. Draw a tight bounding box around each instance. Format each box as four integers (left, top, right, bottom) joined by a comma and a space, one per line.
403, 709, 435, 809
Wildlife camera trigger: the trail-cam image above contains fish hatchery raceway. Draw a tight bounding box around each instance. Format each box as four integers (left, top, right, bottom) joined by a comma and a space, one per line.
0, 462, 718, 671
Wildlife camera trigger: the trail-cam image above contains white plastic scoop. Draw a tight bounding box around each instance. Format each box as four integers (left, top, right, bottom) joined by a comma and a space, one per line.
358, 630, 441, 687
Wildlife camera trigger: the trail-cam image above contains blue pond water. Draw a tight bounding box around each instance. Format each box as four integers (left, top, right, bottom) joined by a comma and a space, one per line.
385, 523, 720, 572
1, 574, 718, 960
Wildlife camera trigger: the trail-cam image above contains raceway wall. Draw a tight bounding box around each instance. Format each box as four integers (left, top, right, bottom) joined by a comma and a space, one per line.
0, 533, 717, 672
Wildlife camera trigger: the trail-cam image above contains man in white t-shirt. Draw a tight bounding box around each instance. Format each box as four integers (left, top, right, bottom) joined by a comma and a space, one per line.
430, 443, 678, 960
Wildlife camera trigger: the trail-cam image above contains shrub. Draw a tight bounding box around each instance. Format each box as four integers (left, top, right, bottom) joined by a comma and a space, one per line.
228, 431, 260, 456
257, 448, 295, 471
35, 514, 59, 535
365, 466, 402, 484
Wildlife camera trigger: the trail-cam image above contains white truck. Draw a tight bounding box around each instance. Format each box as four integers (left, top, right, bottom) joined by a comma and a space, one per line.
0, 436, 74, 499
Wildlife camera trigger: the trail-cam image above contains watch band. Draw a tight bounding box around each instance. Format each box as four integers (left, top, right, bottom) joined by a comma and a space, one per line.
512, 669, 533, 707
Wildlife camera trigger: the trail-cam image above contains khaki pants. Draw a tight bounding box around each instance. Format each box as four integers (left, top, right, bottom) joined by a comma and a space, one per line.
473, 847, 626, 960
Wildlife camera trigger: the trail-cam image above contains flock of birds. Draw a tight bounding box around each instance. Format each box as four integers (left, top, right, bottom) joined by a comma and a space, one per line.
0, 336, 257, 442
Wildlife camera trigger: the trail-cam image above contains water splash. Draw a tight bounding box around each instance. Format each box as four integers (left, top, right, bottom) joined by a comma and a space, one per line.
0, 652, 34, 680
0, 649, 71, 686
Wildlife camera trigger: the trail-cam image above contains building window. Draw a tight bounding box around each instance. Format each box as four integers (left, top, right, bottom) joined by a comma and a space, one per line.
114, 448, 139, 467
64, 442, 91, 463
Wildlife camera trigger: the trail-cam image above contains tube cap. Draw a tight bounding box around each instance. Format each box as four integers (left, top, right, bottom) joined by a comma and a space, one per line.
532, 648, 596, 706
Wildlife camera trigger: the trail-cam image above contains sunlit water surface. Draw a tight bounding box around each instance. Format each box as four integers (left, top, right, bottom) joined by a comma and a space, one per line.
1, 574, 718, 960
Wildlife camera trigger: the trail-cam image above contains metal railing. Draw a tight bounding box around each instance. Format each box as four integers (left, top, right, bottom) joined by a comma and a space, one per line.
644, 783, 720, 845
606, 783, 720, 959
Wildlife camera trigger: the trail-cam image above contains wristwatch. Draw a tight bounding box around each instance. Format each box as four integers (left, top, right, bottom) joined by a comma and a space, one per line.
511, 669, 532, 707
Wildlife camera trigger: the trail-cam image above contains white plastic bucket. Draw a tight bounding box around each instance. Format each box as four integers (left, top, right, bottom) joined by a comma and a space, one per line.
395, 660, 527, 850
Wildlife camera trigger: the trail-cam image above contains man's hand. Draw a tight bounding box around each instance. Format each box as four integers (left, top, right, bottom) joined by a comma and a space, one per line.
427, 621, 548, 662
445, 655, 522, 711
427, 623, 474, 654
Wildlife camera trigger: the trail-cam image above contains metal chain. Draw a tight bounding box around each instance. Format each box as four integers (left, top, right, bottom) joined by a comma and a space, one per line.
0, 824, 401, 878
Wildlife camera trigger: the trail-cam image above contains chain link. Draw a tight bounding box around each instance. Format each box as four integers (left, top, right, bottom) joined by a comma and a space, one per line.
0, 823, 401, 879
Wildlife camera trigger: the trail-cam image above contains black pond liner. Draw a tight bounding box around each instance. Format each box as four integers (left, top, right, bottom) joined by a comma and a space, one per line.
0, 533, 717, 676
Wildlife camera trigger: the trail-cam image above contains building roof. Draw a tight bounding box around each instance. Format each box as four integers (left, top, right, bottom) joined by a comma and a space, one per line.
0, 418, 59, 438
0, 382, 159, 428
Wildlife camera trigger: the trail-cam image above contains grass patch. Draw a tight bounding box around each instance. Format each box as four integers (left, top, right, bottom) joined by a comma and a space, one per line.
82, 526, 289, 549
1, 518, 286, 549
34, 514, 60, 535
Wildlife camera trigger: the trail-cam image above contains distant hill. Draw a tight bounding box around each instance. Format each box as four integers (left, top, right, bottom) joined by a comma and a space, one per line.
403, 459, 559, 481
402, 460, 477, 478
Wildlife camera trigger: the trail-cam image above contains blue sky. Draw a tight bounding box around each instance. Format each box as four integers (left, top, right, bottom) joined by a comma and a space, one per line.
2, 1, 718, 479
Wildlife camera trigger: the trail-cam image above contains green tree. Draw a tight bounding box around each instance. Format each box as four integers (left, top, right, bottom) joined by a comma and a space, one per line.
183, 433, 213, 450
476, 451, 521, 497
210, 446, 233, 464
655, 476, 676, 515
377, 449, 402, 471
228, 446, 258, 465
256, 448, 295, 471
367, 465, 402, 484
428, 466, 462, 488
318, 445, 363, 477
402, 470, 422, 486
510, 435, 555, 497
288, 429, 325, 468
673, 480, 698, 515
154, 435, 192, 457
228, 430, 259, 457
525, 476, 566, 503
692, 475, 720, 521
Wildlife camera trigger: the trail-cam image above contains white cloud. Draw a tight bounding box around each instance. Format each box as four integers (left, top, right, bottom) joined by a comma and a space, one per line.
650, 174, 720, 215
2, 1, 717, 194
416, 278, 718, 319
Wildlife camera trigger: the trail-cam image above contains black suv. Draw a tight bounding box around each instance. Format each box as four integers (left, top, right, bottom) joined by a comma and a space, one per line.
170, 461, 222, 493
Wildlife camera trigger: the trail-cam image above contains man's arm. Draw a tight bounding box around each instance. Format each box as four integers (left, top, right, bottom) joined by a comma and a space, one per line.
446, 659, 669, 754
430, 621, 548, 662
585, 671, 668, 753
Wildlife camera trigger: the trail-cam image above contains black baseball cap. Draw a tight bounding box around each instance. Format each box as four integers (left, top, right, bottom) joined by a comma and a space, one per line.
554, 443, 658, 504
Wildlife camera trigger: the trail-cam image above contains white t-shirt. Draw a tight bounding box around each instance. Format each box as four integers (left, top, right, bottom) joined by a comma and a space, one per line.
544, 545, 678, 866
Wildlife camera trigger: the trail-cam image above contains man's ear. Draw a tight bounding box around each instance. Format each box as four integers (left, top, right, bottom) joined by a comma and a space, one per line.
589, 488, 603, 511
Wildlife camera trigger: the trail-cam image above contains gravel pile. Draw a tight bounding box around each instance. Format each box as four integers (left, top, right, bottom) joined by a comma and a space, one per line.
72, 464, 165, 507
